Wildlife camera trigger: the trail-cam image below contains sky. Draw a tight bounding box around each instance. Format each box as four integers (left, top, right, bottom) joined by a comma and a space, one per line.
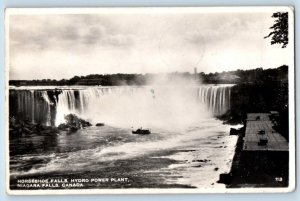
8, 8, 292, 80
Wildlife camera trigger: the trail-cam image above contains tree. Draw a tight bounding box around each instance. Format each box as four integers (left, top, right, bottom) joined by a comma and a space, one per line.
264, 12, 288, 48
69, 76, 81, 85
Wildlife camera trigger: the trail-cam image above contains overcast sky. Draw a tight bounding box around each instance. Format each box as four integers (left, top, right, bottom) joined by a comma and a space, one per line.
8, 8, 291, 80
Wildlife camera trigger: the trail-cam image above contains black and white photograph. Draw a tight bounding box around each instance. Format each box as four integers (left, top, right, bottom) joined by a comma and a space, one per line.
5, 7, 295, 194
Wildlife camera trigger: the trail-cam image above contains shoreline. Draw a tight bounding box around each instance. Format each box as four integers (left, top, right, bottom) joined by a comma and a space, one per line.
219, 113, 289, 188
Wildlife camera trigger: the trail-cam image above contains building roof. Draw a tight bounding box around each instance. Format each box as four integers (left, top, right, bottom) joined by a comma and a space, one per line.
243, 113, 288, 151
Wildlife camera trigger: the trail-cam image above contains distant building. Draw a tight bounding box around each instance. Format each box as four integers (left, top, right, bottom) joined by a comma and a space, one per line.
194, 67, 198, 81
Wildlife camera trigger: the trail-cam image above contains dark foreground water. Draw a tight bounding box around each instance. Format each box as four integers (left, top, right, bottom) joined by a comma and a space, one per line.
10, 119, 238, 190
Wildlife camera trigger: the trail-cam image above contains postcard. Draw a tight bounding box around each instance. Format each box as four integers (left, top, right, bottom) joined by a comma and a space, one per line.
5, 7, 295, 194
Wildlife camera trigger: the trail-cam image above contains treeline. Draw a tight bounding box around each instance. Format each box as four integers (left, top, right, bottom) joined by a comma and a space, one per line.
9, 65, 288, 86
201, 65, 288, 84
10, 74, 145, 86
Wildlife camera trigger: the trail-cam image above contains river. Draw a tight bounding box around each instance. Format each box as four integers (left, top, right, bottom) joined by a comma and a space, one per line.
9, 85, 238, 189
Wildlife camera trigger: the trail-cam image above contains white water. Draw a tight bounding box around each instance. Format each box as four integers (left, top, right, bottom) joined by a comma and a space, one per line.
10, 85, 233, 127
9, 84, 237, 188
10, 118, 239, 189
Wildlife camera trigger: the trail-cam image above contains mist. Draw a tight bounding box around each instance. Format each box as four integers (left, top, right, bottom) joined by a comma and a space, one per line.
56, 75, 210, 131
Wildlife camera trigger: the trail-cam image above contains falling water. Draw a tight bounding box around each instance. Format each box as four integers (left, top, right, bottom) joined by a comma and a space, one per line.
10, 90, 57, 126
197, 85, 232, 116
9, 85, 233, 126
9, 85, 237, 189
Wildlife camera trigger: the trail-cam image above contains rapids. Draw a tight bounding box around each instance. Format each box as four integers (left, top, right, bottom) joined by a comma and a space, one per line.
9, 84, 238, 189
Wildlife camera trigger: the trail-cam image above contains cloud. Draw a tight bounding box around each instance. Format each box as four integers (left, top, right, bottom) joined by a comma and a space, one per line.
10, 15, 135, 54
8, 10, 291, 80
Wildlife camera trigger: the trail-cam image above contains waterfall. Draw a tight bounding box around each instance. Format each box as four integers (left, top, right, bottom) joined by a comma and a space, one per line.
55, 87, 143, 126
40, 91, 54, 126
9, 89, 60, 126
197, 85, 232, 116
9, 85, 233, 126
55, 90, 77, 126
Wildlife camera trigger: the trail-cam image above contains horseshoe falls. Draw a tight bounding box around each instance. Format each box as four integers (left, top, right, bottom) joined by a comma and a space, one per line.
9, 84, 238, 189
9, 85, 232, 127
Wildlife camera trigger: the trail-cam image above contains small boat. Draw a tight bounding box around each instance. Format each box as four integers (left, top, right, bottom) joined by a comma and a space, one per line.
95, 123, 105, 127
132, 128, 151, 135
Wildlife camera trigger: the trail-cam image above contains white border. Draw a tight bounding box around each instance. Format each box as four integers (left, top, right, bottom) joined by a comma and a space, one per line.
4, 6, 296, 195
